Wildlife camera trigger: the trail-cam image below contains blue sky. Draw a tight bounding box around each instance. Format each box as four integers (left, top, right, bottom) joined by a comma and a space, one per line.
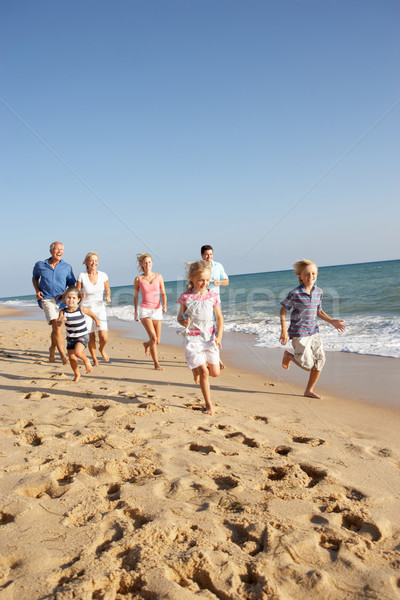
1, 0, 399, 296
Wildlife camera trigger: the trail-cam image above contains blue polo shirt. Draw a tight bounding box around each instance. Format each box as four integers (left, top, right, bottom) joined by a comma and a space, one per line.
32, 258, 76, 307
209, 260, 228, 296
281, 284, 322, 338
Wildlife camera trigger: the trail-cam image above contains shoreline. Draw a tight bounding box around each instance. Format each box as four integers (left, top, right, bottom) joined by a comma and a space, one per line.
1, 309, 400, 598
2, 305, 399, 411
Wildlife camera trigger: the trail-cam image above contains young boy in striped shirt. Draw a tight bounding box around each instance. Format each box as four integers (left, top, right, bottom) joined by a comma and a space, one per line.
279, 260, 345, 399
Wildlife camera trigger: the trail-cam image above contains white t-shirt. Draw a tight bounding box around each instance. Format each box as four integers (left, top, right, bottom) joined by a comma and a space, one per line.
77, 271, 108, 303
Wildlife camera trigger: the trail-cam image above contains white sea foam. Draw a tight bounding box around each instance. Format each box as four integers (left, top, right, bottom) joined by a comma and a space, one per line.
107, 304, 400, 359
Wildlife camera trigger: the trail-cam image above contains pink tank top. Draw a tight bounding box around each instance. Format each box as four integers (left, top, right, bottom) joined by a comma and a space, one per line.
138, 274, 161, 309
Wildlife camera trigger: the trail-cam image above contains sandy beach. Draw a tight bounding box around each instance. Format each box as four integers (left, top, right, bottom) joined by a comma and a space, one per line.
0, 306, 399, 599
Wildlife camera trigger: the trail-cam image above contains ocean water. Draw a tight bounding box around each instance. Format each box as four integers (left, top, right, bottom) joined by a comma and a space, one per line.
2, 260, 399, 359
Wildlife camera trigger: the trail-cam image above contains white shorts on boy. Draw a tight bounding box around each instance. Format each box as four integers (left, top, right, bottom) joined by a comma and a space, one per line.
291, 333, 326, 371
184, 338, 220, 370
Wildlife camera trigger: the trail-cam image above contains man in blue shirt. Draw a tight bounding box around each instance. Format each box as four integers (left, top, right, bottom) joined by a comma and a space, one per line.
32, 241, 76, 364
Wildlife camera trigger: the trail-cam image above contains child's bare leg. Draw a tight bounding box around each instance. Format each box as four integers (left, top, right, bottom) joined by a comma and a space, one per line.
282, 350, 307, 371
98, 331, 109, 362
198, 363, 213, 415
192, 367, 200, 385
208, 363, 220, 378
74, 343, 92, 375
68, 350, 80, 382
282, 350, 294, 369
304, 369, 322, 399
88, 333, 98, 366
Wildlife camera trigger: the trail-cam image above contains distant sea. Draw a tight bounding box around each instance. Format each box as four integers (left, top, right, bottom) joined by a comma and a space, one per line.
1, 260, 399, 359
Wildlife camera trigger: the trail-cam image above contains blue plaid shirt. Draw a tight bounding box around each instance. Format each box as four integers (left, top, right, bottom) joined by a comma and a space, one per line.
281, 284, 322, 338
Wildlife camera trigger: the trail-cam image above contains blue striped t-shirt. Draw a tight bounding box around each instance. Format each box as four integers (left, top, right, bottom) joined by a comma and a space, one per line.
64, 307, 88, 338
281, 284, 322, 338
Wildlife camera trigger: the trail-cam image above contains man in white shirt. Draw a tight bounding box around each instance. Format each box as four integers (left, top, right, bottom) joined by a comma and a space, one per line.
200, 245, 229, 295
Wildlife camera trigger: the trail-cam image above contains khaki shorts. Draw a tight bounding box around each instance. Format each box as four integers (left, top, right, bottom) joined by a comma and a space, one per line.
292, 333, 326, 371
41, 298, 60, 323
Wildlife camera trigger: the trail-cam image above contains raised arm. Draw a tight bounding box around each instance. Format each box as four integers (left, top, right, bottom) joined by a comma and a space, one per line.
317, 309, 346, 332
213, 277, 229, 288
81, 306, 101, 328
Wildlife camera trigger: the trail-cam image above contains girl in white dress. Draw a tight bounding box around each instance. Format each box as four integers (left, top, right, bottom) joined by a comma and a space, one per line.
177, 260, 224, 416
77, 252, 111, 365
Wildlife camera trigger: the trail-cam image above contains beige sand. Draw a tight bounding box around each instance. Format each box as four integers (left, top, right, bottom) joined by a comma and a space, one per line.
0, 307, 399, 599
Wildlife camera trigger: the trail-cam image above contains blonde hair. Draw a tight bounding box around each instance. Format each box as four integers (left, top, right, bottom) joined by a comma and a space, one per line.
293, 259, 318, 282
186, 260, 211, 291
137, 253, 152, 272
83, 251, 99, 270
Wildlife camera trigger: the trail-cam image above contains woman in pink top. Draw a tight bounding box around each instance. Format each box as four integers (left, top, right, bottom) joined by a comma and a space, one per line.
134, 253, 167, 370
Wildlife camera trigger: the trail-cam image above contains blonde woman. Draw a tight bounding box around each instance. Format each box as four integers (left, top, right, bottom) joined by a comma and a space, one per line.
134, 254, 167, 371
77, 252, 111, 365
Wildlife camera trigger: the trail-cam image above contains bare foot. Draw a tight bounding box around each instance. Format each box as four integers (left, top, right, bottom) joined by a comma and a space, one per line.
143, 342, 150, 357
282, 350, 291, 370
304, 391, 322, 399
73, 374, 80, 383
49, 347, 56, 363
204, 405, 214, 416
219, 361, 226, 370
85, 363, 93, 375
62, 357, 69, 365
100, 351, 109, 362
92, 357, 99, 367
193, 372, 200, 385
154, 364, 164, 371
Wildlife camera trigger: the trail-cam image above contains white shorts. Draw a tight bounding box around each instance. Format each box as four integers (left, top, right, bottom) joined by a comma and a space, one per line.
184, 337, 220, 370
292, 333, 326, 371
138, 306, 163, 321
83, 302, 108, 333
41, 298, 60, 323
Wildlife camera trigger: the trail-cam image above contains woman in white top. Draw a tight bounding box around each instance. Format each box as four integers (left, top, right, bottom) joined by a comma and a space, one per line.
77, 252, 111, 365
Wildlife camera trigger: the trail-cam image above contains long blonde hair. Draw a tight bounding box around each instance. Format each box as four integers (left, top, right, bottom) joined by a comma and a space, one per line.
137, 253, 152, 273
186, 260, 211, 291
293, 259, 317, 282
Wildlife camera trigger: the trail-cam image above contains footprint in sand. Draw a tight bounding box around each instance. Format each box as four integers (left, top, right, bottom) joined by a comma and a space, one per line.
341, 513, 382, 542
213, 474, 240, 490
292, 435, 326, 446
188, 442, 218, 455
224, 431, 261, 448
23, 392, 50, 400
0, 511, 16, 525
275, 445, 292, 456
95, 523, 124, 556
223, 519, 266, 556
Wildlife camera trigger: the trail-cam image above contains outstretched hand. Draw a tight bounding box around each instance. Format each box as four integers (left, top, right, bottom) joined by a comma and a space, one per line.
332, 319, 346, 332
